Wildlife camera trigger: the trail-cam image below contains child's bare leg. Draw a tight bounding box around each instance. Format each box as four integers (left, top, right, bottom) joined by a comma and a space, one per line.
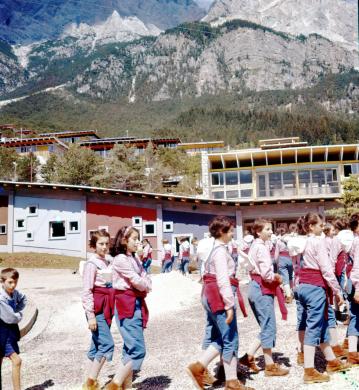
9, 353, 21, 390
89, 357, 106, 380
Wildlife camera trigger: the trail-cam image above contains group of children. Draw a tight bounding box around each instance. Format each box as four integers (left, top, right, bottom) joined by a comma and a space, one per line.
2, 212, 359, 390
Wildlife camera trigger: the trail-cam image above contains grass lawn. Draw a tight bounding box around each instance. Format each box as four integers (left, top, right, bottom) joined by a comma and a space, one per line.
0, 252, 81, 269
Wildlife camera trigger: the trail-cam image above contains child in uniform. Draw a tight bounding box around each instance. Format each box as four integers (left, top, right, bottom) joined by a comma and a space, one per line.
0, 267, 27, 390
141, 239, 153, 274
179, 237, 191, 276
187, 216, 252, 390
247, 219, 289, 377
82, 230, 114, 390
161, 239, 173, 273
297, 213, 350, 384
106, 226, 151, 390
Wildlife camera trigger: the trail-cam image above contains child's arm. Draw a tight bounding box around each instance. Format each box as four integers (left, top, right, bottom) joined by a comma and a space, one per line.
14, 290, 27, 313
0, 300, 22, 324
81, 263, 97, 322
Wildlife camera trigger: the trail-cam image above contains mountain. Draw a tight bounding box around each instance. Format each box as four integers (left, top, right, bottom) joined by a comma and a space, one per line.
204, 0, 359, 52
0, 0, 205, 44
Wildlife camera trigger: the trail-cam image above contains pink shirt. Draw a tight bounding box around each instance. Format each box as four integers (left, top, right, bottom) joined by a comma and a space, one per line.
302, 235, 341, 295
204, 240, 236, 310
331, 236, 342, 267
179, 241, 190, 259
249, 238, 275, 283
350, 235, 359, 292
112, 253, 152, 292
274, 239, 288, 261
143, 244, 153, 259
82, 254, 112, 320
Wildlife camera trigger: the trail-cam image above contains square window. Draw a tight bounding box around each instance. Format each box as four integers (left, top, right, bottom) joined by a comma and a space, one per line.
132, 216, 142, 227
98, 225, 109, 232
26, 231, 34, 241
143, 222, 156, 237
163, 221, 173, 233
15, 219, 26, 231
49, 221, 66, 239
68, 221, 80, 233
28, 205, 38, 216
0, 225, 6, 235
88, 230, 97, 241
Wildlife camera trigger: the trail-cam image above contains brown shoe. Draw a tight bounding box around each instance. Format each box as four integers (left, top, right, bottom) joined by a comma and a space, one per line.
264, 363, 289, 376
225, 379, 254, 390
342, 338, 349, 352
332, 344, 347, 359
303, 368, 330, 384
123, 372, 132, 389
186, 361, 205, 389
297, 351, 304, 366
239, 353, 260, 373
104, 382, 122, 390
203, 368, 216, 386
82, 379, 100, 390
348, 352, 359, 366
326, 359, 351, 373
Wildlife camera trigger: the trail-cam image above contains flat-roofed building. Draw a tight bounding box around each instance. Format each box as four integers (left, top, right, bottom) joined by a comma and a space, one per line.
177, 141, 225, 155
38, 130, 100, 143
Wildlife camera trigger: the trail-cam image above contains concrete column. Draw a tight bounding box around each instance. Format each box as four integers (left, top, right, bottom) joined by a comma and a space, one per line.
80, 196, 87, 258
156, 203, 163, 266
201, 152, 210, 198
7, 190, 14, 253
236, 208, 243, 240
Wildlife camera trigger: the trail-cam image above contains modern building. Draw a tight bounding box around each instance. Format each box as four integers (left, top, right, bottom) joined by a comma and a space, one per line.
38, 130, 100, 143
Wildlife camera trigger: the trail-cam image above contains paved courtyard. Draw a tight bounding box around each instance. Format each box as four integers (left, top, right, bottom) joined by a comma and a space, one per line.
2, 269, 359, 390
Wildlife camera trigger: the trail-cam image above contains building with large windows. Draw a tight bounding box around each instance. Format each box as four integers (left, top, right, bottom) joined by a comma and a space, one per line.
202, 137, 358, 202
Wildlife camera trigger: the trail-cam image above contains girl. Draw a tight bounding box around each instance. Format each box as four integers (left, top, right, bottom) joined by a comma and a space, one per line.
82, 230, 114, 390
161, 239, 173, 273
106, 226, 151, 390
275, 227, 294, 304
297, 213, 349, 384
346, 213, 359, 366
246, 219, 289, 377
187, 216, 252, 390
141, 239, 153, 274
179, 237, 191, 276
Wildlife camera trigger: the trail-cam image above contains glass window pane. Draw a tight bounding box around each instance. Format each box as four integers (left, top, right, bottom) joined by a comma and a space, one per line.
298, 170, 310, 183
258, 174, 267, 197
344, 165, 352, 177
239, 170, 252, 184
212, 191, 224, 199
211, 173, 219, 186
225, 171, 238, 185
312, 170, 325, 186
241, 189, 252, 198
226, 190, 239, 199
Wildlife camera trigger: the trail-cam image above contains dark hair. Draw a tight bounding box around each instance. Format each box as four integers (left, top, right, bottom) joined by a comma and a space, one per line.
209, 216, 235, 239
89, 229, 111, 249
288, 223, 297, 234
1, 268, 19, 282
142, 238, 151, 247
333, 217, 349, 231
276, 227, 287, 236
350, 213, 359, 232
323, 223, 333, 236
110, 226, 140, 257
252, 219, 271, 238
297, 213, 323, 234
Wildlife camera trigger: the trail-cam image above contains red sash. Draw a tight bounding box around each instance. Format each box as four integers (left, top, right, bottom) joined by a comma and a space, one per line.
335, 251, 347, 277
182, 250, 190, 257
203, 274, 247, 317
93, 286, 115, 326
250, 273, 288, 320
279, 251, 290, 258
164, 252, 172, 261
114, 288, 149, 328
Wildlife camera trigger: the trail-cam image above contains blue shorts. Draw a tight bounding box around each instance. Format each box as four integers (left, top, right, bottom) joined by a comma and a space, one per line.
248, 280, 276, 349
87, 313, 114, 362
278, 256, 293, 286
201, 294, 238, 363
0, 321, 20, 358
348, 278, 359, 337
115, 299, 146, 370
298, 283, 329, 346
294, 289, 307, 331
328, 305, 337, 329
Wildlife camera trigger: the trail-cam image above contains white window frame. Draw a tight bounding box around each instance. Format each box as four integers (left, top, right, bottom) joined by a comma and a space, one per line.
49, 220, 66, 240
27, 204, 38, 216
98, 225, 109, 232
25, 230, 34, 241
171, 233, 194, 256
0, 224, 6, 235
132, 216, 142, 227
88, 229, 97, 241
15, 219, 26, 231
163, 221, 174, 233
143, 222, 156, 237
68, 220, 80, 234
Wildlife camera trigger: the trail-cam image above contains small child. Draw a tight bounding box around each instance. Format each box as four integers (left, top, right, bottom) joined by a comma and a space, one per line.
141, 239, 153, 274
161, 239, 173, 273
179, 237, 191, 276
0, 268, 27, 390
82, 229, 114, 390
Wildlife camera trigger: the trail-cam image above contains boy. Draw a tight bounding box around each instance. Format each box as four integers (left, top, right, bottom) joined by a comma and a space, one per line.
0, 268, 27, 390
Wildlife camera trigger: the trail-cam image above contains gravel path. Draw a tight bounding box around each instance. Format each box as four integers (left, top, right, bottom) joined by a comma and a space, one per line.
1, 269, 359, 390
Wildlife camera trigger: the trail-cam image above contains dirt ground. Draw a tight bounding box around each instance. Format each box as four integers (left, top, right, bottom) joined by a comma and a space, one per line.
1, 268, 359, 390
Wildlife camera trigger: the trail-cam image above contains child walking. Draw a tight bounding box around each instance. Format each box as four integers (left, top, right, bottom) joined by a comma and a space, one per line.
187, 216, 253, 390
141, 239, 153, 274
179, 237, 191, 276
106, 226, 151, 390
297, 213, 350, 384
0, 268, 27, 390
246, 219, 289, 377
82, 229, 114, 390
161, 239, 173, 273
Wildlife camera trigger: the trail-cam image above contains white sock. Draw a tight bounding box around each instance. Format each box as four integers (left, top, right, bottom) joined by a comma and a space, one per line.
283, 284, 291, 297
298, 331, 305, 353
349, 336, 358, 353
329, 328, 338, 346
113, 361, 132, 385
263, 348, 274, 365
199, 345, 220, 367
320, 343, 336, 361
247, 339, 261, 357
224, 356, 237, 381
303, 345, 316, 368
88, 357, 105, 380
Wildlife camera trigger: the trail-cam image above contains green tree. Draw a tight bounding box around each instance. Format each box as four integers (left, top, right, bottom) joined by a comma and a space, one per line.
0, 147, 18, 180
17, 152, 40, 182
327, 175, 359, 217
40, 153, 59, 183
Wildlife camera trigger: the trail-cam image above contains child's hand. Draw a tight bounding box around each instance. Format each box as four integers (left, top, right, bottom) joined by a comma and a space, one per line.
354, 292, 359, 304
274, 274, 282, 284
88, 318, 97, 331
225, 308, 234, 324
335, 294, 344, 307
